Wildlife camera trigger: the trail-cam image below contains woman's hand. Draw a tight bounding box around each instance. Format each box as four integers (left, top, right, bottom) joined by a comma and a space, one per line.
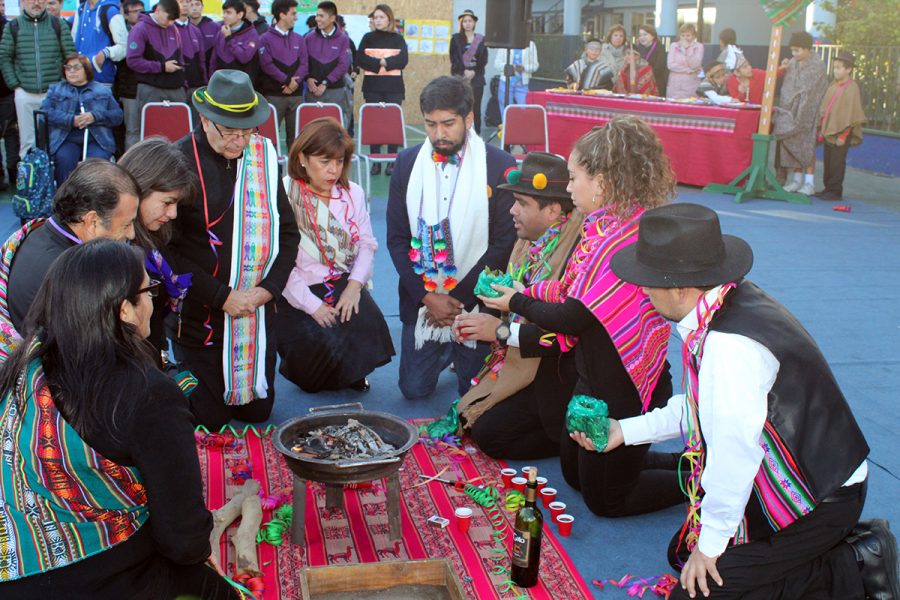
453, 313, 501, 342
311, 303, 339, 328
569, 419, 624, 453
334, 280, 362, 323
478, 284, 516, 313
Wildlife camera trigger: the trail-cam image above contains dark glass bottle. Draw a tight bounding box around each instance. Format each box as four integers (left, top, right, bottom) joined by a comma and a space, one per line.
510, 467, 543, 587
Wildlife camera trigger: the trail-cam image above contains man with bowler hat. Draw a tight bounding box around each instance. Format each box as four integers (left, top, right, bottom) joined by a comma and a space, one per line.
572, 203, 898, 600
452, 152, 583, 459
169, 69, 299, 430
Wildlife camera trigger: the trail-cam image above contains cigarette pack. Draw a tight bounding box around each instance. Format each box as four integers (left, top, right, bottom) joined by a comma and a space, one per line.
427, 515, 450, 529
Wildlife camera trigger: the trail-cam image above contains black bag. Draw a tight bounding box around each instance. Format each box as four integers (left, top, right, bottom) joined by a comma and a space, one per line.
485, 75, 502, 128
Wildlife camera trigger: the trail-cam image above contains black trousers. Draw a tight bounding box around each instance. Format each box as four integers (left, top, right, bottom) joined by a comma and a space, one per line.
668, 481, 866, 600
471, 386, 561, 460
0, 94, 19, 176
173, 340, 276, 431
472, 83, 484, 134
822, 141, 850, 198
363, 90, 404, 155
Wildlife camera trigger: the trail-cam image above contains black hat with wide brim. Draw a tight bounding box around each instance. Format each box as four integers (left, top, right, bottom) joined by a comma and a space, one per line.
497, 151, 571, 202
457, 9, 478, 21
610, 203, 753, 288
191, 70, 270, 129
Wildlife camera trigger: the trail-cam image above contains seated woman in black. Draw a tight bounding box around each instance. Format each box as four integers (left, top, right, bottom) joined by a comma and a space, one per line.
482, 117, 683, 517
0, 240, 246, 599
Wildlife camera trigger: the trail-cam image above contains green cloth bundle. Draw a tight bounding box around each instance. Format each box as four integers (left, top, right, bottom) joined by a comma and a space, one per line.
422, 398, 460, 438
473, 267, 514, 298
565, 395, 610, 451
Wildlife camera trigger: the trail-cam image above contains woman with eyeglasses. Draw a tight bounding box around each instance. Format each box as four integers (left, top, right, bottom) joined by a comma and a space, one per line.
276, 117, 394, 393
40, 53, 123, 186
119, 137, 197, 363
0, 240, 247, 599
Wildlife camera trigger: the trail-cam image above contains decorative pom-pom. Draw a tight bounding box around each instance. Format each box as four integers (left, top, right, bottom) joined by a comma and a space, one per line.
424, 280, 438, 292
425, 267, 439, 277
442, 277, 458, 290
410, 237, 422, 250
408, 248, 421, 262
433, 239, 447, 251
504, 167, 522, 185
532, 172, 548, 190
442, 264, 457, 276
413, 265, 425, 275
487, 185, 492, 199
434, 249, 449, 263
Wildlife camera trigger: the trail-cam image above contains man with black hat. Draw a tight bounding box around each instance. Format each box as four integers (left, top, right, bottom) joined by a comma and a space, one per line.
169, 69, 299, 430
574, 203, 899, 600
774, 31, 828, 196
451, 152, 583, 459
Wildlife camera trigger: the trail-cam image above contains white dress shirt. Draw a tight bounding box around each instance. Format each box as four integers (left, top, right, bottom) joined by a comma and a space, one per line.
619, 286, 867, 557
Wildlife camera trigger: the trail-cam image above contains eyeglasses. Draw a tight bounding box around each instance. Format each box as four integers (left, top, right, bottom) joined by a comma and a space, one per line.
212, 122, 259, 141
64, 64, 84, 72
137, 280, 161, 298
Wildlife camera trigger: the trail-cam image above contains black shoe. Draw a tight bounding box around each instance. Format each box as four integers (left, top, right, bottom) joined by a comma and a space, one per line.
385, 163, 393, 177
847, 519, 900, 600
349, 377, 370, 392
370, 163, 381, 176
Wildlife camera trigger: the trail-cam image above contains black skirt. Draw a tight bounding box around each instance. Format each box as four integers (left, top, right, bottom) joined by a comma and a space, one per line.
275, 275, 395, 392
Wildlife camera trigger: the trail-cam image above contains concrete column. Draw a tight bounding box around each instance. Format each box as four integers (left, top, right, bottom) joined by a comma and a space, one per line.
564, 0, 581, 36
656, 0, 678, 37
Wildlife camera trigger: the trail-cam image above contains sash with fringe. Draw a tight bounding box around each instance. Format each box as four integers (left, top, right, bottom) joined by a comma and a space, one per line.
0, 341, 149, 581
222, 135, 279, 406
458, 212, 583, 428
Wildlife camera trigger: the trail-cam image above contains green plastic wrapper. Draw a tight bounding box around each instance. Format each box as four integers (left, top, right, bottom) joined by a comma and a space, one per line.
565, 395, 610, 451
422, 399, 461, 438
473, 267, 515, 298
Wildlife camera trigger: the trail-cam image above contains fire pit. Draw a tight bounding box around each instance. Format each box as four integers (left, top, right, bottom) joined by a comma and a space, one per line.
273, 403, 419, 543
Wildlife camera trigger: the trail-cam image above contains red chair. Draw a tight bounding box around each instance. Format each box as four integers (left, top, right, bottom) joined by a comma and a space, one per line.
358, 102, 406, 194
500, 104, 549, 163
258, 103, 282, 160
140, 101, 193, 142
295, 102, 344, 138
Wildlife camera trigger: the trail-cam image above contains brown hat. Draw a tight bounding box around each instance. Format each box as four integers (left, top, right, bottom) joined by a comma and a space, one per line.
788, 31, 813, 50
498, 152, 571, 202
834, 51, 854, 69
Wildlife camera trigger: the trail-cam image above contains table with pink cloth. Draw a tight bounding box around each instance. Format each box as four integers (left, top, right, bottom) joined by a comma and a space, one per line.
527, 91, 761, 187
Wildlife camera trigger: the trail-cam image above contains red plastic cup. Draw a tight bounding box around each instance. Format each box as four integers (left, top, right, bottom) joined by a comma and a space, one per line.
454, 507, 473, 533
522, 466, 536, 477
540, 487, 557, 507
500, 468, 517, 488
511, 477, 527, 493
557, 514, 574, 536
536, 476, 548, 492
549, 501, 566, 522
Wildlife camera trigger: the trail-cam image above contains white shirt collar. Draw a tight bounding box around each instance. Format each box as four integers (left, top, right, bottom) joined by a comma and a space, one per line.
275, 24, 290, 35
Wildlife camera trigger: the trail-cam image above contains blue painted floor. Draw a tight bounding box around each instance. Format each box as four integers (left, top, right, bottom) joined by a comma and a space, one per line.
2, 171, 898, 597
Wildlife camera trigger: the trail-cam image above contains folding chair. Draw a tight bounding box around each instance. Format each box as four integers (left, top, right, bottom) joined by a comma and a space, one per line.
357, 102, 406, 195
295, 102, 363, 190
258, 103, 284, 162
140, 101, 193, 142
500, 104, 549, 163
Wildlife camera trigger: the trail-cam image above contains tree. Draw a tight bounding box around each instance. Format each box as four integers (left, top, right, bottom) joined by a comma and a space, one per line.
816, 0, 900, 46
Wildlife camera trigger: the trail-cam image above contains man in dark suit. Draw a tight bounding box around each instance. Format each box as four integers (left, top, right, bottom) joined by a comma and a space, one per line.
387, 76, 517, 400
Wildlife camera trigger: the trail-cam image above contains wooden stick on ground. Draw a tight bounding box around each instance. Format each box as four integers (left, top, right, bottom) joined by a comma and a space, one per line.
209, 479, 261, 571
232, 491, 264, 576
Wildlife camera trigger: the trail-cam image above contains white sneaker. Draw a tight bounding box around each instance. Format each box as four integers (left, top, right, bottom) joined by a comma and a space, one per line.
782, 179, 802, 192
797, 182, 815, 195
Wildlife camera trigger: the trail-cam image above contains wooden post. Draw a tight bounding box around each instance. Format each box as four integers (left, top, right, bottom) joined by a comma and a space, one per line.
696, 0, 705, 42
758, 25, 784, 135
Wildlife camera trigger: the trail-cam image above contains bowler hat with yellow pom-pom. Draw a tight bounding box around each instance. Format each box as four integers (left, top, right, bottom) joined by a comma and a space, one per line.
498, 152, 571, 201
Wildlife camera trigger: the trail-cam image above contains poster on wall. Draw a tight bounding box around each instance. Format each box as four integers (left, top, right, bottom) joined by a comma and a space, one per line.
402, 19, 451, 55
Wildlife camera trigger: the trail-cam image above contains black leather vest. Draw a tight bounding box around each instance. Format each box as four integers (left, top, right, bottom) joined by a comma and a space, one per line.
709, 280, 869, 503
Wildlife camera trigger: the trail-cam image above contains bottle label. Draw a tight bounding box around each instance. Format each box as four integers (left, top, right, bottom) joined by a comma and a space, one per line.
512, 528, 531, 568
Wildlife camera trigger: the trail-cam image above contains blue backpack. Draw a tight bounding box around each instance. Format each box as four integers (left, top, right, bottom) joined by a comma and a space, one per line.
12, 112, 55, 221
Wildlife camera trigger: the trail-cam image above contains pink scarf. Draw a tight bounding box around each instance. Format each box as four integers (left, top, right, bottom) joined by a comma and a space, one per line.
526, 207, 670, 412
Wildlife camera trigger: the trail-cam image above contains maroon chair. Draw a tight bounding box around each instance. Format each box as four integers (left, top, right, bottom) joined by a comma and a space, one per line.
140, 101, 193, 142
500, 104, 549, 163
358, 102, 406, 194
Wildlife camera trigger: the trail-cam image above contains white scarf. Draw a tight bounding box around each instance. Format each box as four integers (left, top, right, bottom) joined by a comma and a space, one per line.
406, 130, 489, 348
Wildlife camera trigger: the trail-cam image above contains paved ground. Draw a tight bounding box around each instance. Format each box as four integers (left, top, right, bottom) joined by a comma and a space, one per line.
0, 143, 897, 598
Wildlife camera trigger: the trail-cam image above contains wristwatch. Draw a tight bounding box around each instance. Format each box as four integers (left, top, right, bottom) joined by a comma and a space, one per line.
495, 321, 511, 347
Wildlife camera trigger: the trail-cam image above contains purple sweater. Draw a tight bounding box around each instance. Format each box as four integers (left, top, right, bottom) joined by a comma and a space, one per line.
193, 16, 220, 68
126, 13, 185, 89
175, 20, 207, 87
211, 19, 259, 80
258, 26, 308, 96
304, 27, 350, 87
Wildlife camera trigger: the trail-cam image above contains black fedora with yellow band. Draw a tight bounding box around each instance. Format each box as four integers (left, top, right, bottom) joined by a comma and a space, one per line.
191, 70, 270, 130
498, 151, 571, 201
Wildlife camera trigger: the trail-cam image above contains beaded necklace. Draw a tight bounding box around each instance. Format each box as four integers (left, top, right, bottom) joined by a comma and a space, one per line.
408, 147, 467, 292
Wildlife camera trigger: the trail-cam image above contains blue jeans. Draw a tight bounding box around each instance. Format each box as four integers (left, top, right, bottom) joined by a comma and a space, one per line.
497, 76, 529, 114
398, 322, 490, 400
53, 130, 112, 186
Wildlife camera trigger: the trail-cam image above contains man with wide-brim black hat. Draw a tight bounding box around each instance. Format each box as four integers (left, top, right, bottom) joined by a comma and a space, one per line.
571, 203, 897, 600
168, 69, 299, 431
450, 152, 583, 459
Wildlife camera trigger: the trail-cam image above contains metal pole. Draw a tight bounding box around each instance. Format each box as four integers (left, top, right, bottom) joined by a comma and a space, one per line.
696, 0, 705, 43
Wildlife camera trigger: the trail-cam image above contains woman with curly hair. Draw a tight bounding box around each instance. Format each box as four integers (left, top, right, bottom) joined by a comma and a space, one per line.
481, 116, 684, 517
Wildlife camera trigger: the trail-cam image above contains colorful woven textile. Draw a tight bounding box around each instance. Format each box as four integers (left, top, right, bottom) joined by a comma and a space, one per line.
0, 344, 149, 581
0, 220, 43, 363
196, 423, 592, 599
759, 0, 813, 26
528, 91, 760, 187
222, 135, 279, 406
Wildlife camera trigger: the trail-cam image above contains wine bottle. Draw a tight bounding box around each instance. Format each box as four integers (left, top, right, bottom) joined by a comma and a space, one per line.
510, 467, 543, 587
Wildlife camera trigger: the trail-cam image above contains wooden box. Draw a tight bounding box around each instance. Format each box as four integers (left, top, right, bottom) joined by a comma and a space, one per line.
299, 559, 466, 600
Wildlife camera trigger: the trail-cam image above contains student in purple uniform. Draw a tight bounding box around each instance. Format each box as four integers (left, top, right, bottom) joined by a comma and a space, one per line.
303, 1, 351, 129
258, 0, 307, 151
176, 0, 209, 101
187, 0, 219, 71
210, 0, 259, 81
126, 0, 187, 105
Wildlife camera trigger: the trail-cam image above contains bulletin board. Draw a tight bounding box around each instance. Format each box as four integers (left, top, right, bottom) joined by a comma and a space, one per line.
340, 0, 452, 126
